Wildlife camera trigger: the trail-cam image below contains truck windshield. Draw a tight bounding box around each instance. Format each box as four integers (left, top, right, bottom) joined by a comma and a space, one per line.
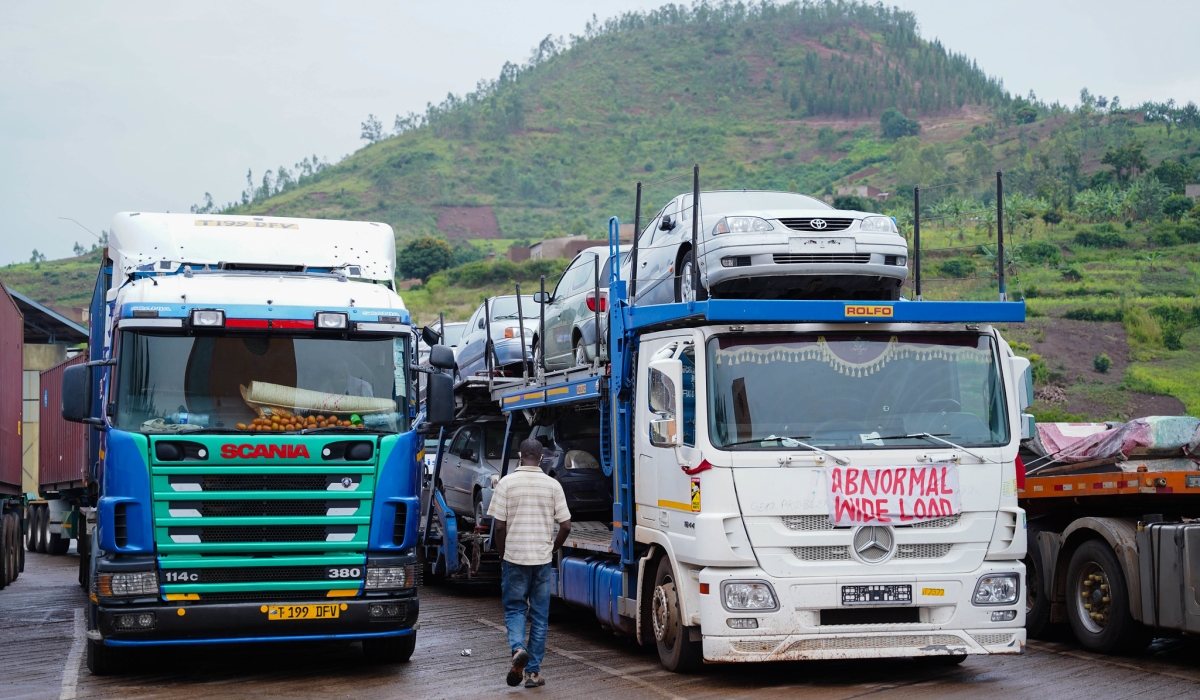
707, 332, 1007, 451
115, 331, 407, 434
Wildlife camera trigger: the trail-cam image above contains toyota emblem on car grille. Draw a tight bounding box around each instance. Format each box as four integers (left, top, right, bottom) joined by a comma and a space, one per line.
810, 218, 828, 230
853, 525, 894, 563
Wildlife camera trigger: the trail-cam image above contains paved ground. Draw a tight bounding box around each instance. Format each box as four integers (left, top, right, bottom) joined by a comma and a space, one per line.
4, 551, 1200, 699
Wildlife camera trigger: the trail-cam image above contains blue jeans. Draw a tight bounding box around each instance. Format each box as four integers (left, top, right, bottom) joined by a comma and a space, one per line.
501, 561, 552, 674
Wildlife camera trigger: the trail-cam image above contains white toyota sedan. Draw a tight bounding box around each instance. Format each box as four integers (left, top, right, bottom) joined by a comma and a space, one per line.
627, 190, 908, 303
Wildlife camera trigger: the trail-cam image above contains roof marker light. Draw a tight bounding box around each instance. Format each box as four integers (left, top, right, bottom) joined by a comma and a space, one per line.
316, 312, 348, 329
189, 309, 225, 327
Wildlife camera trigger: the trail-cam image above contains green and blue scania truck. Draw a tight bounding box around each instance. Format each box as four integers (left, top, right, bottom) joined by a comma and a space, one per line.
58, 212, 450, 674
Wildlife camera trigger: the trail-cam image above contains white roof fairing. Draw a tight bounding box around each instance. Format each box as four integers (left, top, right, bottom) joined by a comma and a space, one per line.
109, 212, 396, 282
114, 274, 407, 312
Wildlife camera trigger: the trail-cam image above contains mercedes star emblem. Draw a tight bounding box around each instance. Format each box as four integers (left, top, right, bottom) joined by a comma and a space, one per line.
810, 218, 828, 230
853, 525, 894, 563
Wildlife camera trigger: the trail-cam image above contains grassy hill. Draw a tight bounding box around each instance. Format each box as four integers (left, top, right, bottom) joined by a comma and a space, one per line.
3, 1, 1198, 422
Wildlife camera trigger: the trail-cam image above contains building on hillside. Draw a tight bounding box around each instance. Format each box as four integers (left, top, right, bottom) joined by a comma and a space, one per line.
1185, 184, 1200, 200
4, 286, 89, 493
529, 235, 589, 260
508, 246, 530, 263
837, 185, 889, 200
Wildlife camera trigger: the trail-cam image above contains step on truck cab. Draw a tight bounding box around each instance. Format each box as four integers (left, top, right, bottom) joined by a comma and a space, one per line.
486, 217, 1032, 670
61, 213, 451, 674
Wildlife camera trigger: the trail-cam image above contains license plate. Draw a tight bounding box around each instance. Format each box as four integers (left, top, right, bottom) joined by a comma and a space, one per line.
841, 584, 912, 605
266, 604, 341, 621
789, 237, 854, 254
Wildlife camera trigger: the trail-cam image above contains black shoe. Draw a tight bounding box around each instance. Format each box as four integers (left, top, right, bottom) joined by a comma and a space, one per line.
506, 649, 530, 687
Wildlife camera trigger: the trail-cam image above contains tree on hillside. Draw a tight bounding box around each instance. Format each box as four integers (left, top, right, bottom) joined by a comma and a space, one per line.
1151, 159, 1196, 195
360, 114, 384, 144
1162, 194, 1193, 221
880, 108, 920, 138
397, 237, 455, 282
1100, 140, 1149, 185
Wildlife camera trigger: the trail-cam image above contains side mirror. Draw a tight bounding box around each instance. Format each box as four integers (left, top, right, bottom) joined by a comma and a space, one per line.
61, 364, 97, 424
660, 215, 675, 231
429, 345, 456, 371
647, 357, 684, 448
532, 291, 550, 304
477, 318, 486, 329
461, 448, 475, 462
425, 371, 454, 428
1010, 356, 1034, 410
421, 326, 442, 347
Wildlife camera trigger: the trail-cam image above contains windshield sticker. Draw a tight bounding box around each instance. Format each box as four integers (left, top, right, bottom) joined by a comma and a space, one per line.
393, 338, 406, 397
825, 465, 961, 525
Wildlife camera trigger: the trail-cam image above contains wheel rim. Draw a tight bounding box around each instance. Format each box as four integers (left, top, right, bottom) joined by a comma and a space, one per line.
533, 343, 545, 382
574, 343, 587, 367
652, 578, 678, 647
680, 261, 694, 302
1074, 560, 1112, 634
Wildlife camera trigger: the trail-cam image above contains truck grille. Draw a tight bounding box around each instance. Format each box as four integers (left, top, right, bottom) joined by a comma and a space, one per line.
910, 514, 960, 528
197, 525, 331, 543
782, 515, 838, 531
895, 543, 953, 559
773, 253, 870, 264
181, 566, 338, 584
778, 217, 854, 232
197, 475, 336, 492
188, 500, 343, 518
787, 634, 965, 652
200, 590, 331, 603
793, 546, 850, 561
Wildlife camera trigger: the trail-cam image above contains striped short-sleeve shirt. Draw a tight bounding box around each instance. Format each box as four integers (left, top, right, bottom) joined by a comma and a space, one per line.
487, 465, 570, 565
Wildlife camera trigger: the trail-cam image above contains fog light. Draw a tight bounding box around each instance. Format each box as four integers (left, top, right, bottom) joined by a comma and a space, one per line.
315, 312, 348, 329
368, 603, 406, 621
365, 565, 415, 590
991, 609, 1017, 622
722, 257, 736, 267
973, 573, 1019, 605
727, 617, 758, 629
722, 581, 778, 611
114, 613, 156, 629
189, 309, 225, 327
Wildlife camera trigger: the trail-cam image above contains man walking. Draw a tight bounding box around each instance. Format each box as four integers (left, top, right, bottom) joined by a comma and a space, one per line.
488, 437, 571, 688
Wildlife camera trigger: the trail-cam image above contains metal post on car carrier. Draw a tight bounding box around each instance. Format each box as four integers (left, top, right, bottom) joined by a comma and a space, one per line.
515, 282, 528, 382
996, 170, 1006, 302
691, 164, 700, 302
484, 297, 493, 392
593, 254, 601, 368
913, 185, 921, 301
487, 412, 517, 548
538, 276, 546, 377
629, 181, 642, 299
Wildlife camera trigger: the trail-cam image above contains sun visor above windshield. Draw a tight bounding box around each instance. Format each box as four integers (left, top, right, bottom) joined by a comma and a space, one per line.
110, 212, 396, 282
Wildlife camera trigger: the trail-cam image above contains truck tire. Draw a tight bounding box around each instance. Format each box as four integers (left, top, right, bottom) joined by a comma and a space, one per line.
26, 508, 37, 552
8, 514, 19, 582
87, 638, 126, 675
363, 633, 416, 663
651, 556, 703, 673
35, 506, 49, 554
1024, 550, 1053, 639
48, 532, 70, 556
1065, 539, 1148, 654
0, 513, 12, 589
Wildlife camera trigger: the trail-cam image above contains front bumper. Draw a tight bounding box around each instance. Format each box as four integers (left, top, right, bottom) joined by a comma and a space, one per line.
698, 562, 1024, 662
95, 594, 418, 647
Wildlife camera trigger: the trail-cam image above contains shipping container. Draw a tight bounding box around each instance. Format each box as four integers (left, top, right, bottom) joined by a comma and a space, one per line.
39, 354, 88, 491
0, 285, 23, 495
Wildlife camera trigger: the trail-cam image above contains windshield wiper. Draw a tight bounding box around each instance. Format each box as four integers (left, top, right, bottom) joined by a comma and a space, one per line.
492, 313, 538, 320
299, 426, 388, 435
875, 432, 993, 463
720, 435, 848, 465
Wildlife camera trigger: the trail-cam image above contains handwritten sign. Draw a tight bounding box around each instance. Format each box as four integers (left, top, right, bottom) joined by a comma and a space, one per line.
825, 465, 960, 525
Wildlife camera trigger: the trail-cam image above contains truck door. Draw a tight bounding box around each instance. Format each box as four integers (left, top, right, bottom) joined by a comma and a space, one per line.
635, 333, 699, 538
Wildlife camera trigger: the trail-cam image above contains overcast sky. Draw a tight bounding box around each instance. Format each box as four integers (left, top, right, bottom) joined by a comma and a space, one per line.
2, 0, 1197, 266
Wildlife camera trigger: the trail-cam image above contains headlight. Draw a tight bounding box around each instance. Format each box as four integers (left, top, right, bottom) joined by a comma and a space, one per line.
860, 216, 899, 233
96, 571, 158, 597
973, 573, 1019, 605
722, 581, 778, 611
713, 216, 774, 234
365, 565, 417, 590
563, 449, 599, 470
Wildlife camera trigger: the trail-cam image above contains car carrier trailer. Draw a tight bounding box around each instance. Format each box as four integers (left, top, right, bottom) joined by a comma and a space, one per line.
425, 214, 1035, 670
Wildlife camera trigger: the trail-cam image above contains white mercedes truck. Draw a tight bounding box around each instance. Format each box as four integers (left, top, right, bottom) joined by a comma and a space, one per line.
462, 216, 1032, 671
